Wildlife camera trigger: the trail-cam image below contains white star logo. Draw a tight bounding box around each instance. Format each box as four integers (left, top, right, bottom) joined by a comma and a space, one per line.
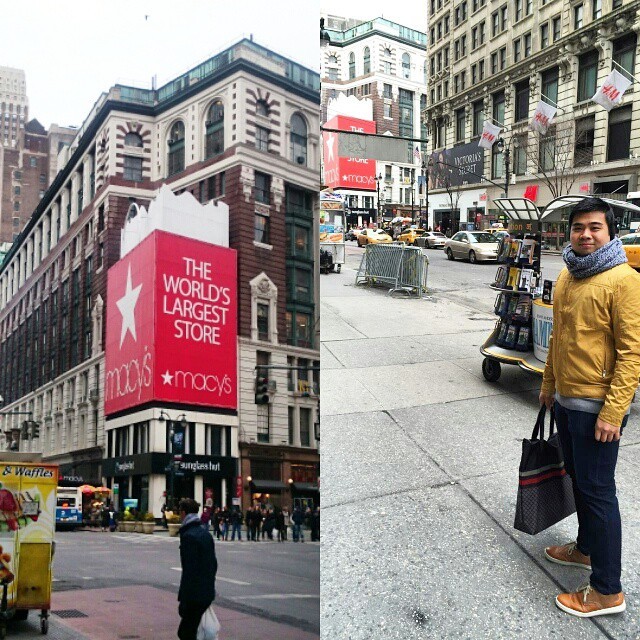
116, 264, 142, 348
342, 174, 348, 181
325, 133, 336, 162
161, 370, 173, 385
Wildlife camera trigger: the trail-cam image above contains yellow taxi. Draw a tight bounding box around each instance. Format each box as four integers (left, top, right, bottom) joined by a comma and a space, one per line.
397, 228, 427, 245
620, 233, 640, 269
357, 229, 393, 246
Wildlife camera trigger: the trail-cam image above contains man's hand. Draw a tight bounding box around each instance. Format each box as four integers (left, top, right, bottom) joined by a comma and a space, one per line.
539, 391, 554, 410
595, 417, 621, 442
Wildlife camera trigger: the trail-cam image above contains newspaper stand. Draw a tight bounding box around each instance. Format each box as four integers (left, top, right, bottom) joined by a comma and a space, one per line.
0, 453, 57, 637
480, 198, 546, 381
319, 191, 346, 274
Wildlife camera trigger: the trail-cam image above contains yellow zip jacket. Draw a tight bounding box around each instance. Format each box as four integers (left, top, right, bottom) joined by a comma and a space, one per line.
541, 263, 640, 427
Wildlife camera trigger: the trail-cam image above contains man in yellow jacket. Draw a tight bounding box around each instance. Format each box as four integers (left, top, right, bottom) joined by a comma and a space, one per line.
540, 196, 640, 618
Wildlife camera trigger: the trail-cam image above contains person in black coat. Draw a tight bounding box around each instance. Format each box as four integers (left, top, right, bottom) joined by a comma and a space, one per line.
177, 498, 217, 640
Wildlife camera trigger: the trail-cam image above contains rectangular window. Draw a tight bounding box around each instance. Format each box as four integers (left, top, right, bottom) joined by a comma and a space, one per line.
501, 5, 507, 31
254, 212, 270, 244
123, 156, 143, 181
592, 0, 601, 19
552, 16, 561, 42
575, 115, 595, 167
257, 303, 269, 340
499, 47, 506, 70
493, 91, 505, 126
574, 4, 583, 29
492, 145, 504, 179
472, 100, 483, 137
540, 23, 549, 50
255, 171, 270, 204
514, 80, 530, 122
516, 0, 523, 21
613, 0, 623, 7
541, 67, 559, 106
514, 39, 522, 63
607, 106, 632, 162
491, 52, 498, 74
384, 103, 392, 118
577, 50, 598, 102
383, 83, 392, 99
255, 126, 269, 152
492, 11, 500, 36
539, 126, 556, 171
524, 32, 531, 57
300, 408, 311, 447
514, 136, 527, 175
613, 33, 636, 76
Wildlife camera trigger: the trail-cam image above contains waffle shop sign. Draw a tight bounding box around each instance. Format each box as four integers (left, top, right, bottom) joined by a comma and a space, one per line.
105, 230, 238, 415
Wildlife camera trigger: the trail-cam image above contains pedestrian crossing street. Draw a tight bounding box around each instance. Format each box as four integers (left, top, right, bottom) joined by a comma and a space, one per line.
109, 533, 320, 545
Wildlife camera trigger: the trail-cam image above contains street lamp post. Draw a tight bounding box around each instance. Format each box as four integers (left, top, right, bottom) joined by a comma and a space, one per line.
410, 172, 415, 223
158, 411, 188, 510
496, 137, 517, 198
375, 173, 383, 228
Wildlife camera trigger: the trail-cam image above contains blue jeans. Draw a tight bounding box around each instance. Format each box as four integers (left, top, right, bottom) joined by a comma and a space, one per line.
293, 523, 304, 541
554, 401, 627, 594
230, 523, 242, 540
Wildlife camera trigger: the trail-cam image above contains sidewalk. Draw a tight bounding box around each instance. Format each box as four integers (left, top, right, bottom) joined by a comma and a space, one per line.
8, 585, 317, 639
320, 265, 640, 639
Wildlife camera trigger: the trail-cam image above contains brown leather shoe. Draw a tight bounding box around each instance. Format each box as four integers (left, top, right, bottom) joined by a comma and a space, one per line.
556, 584, 625, 617
544, 542, 591, 570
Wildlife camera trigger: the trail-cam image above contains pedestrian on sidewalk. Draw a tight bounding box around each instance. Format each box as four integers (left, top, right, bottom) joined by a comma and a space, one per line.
177, 498, 217, 640
539, 197, 640, 618
200, 506, 211, 531
100, 504, 110, 532
212, 507, 222, 540
229, 506, 242, 541
292, 505, 304, 542
311, 507, 320, 542
275, 508, 285, 542
281, 506, 290, 541
219, 505, 229, 541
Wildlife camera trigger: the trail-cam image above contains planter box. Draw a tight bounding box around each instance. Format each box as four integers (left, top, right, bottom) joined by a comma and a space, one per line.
121, 521, 134, 532
168, 523, 181, 537
141, 521, 155, 534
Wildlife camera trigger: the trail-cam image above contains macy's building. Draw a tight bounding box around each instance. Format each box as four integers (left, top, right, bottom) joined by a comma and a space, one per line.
0, 39, 319, 516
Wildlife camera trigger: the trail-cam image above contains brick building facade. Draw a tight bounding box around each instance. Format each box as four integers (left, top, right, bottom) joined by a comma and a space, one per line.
0, 39, 320, 516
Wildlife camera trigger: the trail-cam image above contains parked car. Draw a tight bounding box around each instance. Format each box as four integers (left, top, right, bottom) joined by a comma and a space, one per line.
444, 231, 500, 263
397, 228, 427, 245
620, 232, 640, 269
345, 228, 360, 241
357, 229, 393, 246
417, 231, 447, 249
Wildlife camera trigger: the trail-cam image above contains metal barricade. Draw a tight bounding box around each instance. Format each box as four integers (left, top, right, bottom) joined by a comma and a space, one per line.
356, 244, 429, 297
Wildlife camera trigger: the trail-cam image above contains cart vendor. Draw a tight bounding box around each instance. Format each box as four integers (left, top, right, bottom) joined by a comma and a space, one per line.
539, 196, 640, 618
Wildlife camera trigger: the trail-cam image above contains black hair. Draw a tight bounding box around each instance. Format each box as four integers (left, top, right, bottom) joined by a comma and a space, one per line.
569, 197, 616, 240
178, 497, 200, 514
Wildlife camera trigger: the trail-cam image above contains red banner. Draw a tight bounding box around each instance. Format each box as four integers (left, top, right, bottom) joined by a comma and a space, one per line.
235, 476, 243, 498
323, 115, 377, 191
105, 230, 237, 415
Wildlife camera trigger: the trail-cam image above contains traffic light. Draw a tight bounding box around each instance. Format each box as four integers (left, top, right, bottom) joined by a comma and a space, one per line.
254, 375, 270, 404
31, 422, 40, 438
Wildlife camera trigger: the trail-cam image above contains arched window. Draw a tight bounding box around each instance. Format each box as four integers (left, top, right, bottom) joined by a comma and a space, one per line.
256, 100, 269, 117
402, 53, 411, 79
363, 47, 371, 74
290, 113, 307, 166
328, 54, 338, 64
205, 100, 224, 159
349, 52, 356, 79
167, 121, 185, 176
124, 132, 143, 147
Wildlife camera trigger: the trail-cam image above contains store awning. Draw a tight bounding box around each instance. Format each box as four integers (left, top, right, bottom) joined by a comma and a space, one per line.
250, 480, 287, 492
292, 483, 319, 492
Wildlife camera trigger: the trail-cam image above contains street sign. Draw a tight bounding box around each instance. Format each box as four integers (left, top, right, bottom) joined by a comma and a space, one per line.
113, 483, 119, 494
335, 132, 413, 163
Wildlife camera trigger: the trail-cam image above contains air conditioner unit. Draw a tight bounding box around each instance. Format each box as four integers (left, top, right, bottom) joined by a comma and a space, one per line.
79, 395, 87, 403
66, 400, 74, 408
89, 388, 99, 401
268, 380, 277, 392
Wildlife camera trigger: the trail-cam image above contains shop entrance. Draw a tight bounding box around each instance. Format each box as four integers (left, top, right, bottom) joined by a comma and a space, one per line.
169, 474, 195, 505
252, 491, 283, 510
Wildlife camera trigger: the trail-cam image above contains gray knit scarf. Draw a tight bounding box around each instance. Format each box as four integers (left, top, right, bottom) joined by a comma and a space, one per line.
562, 237, 627, 278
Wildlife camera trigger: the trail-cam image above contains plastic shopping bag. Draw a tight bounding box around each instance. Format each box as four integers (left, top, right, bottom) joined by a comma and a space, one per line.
196, 603, 221, 640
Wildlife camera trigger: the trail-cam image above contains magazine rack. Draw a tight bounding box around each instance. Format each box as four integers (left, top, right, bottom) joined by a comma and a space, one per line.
480, 198, 546, 381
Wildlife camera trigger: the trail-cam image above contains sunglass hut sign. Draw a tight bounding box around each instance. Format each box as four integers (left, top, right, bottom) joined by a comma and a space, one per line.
105, 230, 238, 415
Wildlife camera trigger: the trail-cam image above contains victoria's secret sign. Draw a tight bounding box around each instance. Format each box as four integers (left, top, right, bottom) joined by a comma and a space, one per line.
104, 231, 238, 415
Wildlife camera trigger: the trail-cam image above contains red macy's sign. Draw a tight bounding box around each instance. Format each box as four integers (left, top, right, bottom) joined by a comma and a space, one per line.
104, 230, 238, 415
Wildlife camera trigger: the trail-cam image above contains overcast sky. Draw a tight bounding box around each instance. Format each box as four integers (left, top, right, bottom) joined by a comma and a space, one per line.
321, 1, 427, 33
1, 0, 319, 130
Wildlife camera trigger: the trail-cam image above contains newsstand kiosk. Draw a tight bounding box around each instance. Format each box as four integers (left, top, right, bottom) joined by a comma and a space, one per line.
480, 198, 550, 381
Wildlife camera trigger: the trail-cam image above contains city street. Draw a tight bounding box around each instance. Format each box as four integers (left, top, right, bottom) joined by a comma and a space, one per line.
6, 530, 319, 639
321, 245, 640, 639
